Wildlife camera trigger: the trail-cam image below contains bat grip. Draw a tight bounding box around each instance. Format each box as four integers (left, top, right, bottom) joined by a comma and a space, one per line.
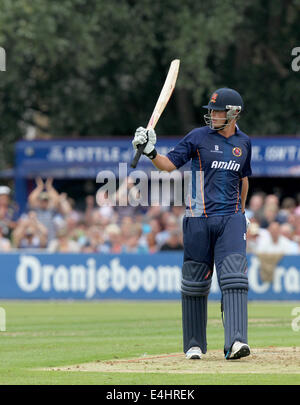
130, 142, 147, 169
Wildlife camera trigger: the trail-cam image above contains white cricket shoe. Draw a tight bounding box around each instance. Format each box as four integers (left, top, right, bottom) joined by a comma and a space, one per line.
185, 346, 202, 359
225, 341, 250, 360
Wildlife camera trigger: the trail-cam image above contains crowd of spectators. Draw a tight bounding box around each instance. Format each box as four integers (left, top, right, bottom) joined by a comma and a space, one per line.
1, 177, 300, 255
0, 177, 184, 253
245, 193, 300, 254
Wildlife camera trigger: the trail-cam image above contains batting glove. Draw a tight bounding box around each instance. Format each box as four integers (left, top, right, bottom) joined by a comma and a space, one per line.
132, 127, 157, 159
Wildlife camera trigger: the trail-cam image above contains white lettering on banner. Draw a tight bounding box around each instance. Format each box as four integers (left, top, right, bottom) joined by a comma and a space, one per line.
157, 266, 181, 292
111, 258, 127, 292
251, 146, 263, 162
127, 266, 142, 292
264, 146, 300, 162
284, 267, 300, 293
87, 259, 96, 298
47, 146, 64, 162
42, 265, 55, 291
97, 265, 110, 293
248, 256, 300, 294
142, 266, 157, 292
64, 147, 121, 163
15, 255, 300, 297
53, 266, 69, 291
247, 256, 270, 293
16, 256, 42, 292
16, 256, 181, 297
273, 267, 285, 292
70, 265, 86, 292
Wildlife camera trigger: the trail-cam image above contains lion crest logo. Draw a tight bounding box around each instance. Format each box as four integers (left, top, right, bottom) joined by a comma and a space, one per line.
232, 147, 242, 157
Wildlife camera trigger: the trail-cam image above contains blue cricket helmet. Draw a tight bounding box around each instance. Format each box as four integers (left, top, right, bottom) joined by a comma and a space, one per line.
203, 88, 244, 130
203, 88, 244, 111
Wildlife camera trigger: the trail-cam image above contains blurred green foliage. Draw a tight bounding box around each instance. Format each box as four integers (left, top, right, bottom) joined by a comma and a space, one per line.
0, 0, 299, 167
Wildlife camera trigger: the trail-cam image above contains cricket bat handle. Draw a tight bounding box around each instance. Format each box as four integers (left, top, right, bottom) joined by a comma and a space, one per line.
130, 142, 147, 169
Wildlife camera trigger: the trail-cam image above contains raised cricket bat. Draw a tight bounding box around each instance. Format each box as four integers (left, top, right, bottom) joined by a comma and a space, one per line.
130, 59, 180, 168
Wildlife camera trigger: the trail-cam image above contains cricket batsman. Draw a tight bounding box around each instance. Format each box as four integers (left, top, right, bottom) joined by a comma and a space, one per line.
132, 88, 252, 360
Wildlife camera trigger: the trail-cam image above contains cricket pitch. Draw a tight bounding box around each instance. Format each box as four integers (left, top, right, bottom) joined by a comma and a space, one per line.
46, 346, 300, 374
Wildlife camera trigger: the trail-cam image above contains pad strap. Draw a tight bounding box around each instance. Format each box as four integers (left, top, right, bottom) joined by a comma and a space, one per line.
220, 273, 248, 291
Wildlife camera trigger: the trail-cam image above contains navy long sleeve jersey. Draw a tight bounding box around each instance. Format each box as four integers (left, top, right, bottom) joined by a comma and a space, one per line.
166, 126, 252, 217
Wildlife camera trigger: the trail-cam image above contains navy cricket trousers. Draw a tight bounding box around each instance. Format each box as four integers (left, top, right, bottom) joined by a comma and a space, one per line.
182, 211, 247, 283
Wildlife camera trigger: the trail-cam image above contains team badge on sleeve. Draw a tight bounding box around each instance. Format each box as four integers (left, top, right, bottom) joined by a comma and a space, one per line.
232, 147, 242, 157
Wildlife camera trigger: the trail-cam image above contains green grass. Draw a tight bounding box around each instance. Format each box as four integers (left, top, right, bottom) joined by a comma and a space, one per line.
0, 300, 299, 385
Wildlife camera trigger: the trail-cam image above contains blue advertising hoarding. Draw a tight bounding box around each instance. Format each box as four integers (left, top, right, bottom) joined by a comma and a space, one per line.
0, 253, 299, 300
14, 137, 300, 213
15, 137, 300, 179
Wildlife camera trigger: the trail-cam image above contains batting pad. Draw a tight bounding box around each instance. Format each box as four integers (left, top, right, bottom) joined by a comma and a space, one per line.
182, 294, 208, 354
219, 254, 249, 354
181, 261, 212, 354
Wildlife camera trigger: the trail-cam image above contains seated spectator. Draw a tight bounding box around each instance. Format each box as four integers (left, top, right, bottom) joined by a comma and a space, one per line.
246, 193, 265, 221
70, 220, 88, 248
13, 211, 48, 249
122, 223, 147, 253
170, 204, 185, 225
0, 185, 19, 238
57, 192, 72, 217
146, 232, 158, 253
279, 223, 299, 252
259, 202, 286, 228
65, 212, 82, 236
0, 224, 12, 251
145, 204, 163, 221
291, 216, 300, 246
120, 216, 134, 240
104, 224, 123, 254
156, 214, 180, 248
81, 226, 108, 253
48, 228, 80, 253
279, 197, 297, 221
265, 194, 279, 207
160, 230, 183, 251
28, 177, 71, 243
246, 222, 261, 253
148, 218, 162, 235
255, 221, 298, 254
87, 193, 116, 227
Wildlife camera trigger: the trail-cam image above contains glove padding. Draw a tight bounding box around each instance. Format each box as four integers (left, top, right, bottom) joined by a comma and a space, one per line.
132, 127, 156, 156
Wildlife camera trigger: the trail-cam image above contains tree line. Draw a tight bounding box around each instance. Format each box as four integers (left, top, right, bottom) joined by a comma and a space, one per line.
0, 0, 299, 168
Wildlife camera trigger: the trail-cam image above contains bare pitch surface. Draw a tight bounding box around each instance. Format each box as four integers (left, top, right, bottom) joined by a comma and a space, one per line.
46, 347, 300, 375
